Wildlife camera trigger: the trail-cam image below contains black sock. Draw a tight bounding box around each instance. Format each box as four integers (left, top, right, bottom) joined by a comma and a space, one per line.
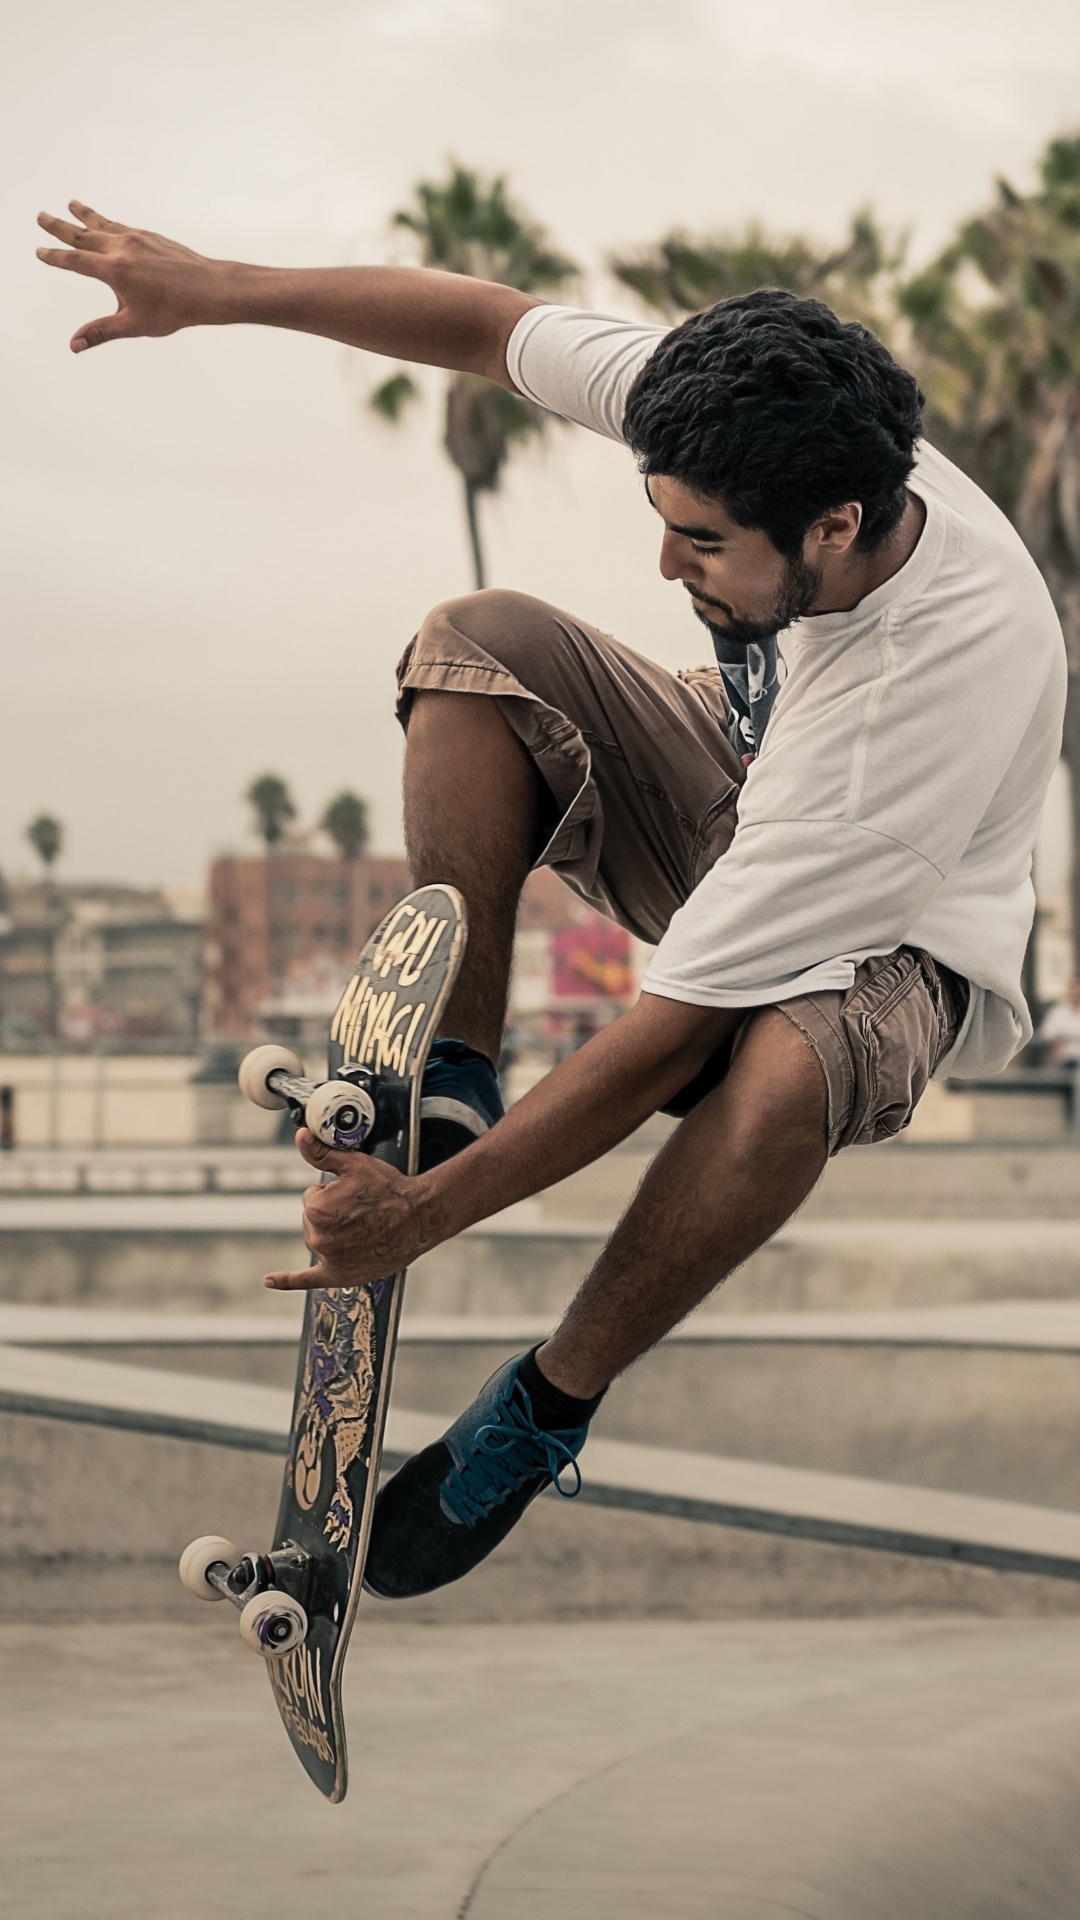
517, 1345, 606, 1430
430, 1037, 497, 1074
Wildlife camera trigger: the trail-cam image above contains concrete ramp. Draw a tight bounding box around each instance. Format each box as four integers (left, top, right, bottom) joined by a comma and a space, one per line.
462, 1616, 1080, 1919
3, 1339, 1080, 1582
5, 1612, 1078, 1919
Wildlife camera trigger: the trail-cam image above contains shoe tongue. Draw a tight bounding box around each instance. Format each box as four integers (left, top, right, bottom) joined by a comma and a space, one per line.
429, 1038, 468, 1064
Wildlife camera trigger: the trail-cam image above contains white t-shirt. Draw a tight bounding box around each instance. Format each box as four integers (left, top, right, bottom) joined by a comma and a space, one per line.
506, 305, 1067, 1078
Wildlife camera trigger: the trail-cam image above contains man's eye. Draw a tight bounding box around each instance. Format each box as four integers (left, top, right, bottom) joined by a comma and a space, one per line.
691, 543, 722, 555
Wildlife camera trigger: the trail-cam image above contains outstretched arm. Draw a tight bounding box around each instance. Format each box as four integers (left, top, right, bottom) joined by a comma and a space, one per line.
36, 200, 538, 378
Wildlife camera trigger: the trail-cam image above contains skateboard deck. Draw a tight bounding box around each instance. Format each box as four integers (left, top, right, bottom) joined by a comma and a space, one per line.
179, 885, 465, 1803
270, 884, 465, 1799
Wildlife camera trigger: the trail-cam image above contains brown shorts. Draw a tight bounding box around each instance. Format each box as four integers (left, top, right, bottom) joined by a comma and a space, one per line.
397, 590, 969, 1155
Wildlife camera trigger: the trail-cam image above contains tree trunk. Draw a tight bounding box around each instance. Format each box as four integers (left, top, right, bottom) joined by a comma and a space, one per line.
464, 480, 486, 591
1062, 679, 1080, 984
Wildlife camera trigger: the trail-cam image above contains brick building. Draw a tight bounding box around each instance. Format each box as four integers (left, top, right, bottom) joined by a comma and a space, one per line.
202, 850, 644, 1079
0, 882, 202, 1051
202, 851, 410, 1039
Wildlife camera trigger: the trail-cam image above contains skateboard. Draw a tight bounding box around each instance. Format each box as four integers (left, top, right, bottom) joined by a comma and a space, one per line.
178, 884, 466, 1802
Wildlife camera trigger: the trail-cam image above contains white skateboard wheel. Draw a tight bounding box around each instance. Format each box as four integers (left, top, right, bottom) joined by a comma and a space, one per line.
178, 1534, 241, 1601
238, 1045, 305, 1110
239, 1590, 308, 1657
305, 1080, 376, 1148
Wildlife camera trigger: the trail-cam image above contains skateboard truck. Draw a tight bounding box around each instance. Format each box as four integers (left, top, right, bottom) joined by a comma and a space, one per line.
179, 1047, 394, 1667
178, 1536, 313, 1657
237, 1044, 378, 1149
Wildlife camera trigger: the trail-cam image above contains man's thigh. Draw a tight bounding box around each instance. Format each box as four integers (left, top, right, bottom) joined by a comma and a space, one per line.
396, 588, 744, 944
777, 949, 969, 1155
671, 950, 968, 1141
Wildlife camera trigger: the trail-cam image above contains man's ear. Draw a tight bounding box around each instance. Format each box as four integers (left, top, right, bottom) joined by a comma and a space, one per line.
810, 501, 863, 556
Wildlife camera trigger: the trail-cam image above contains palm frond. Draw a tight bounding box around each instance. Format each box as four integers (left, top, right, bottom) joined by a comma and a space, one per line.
391, 162, 579, 293
369, 371, 420, 423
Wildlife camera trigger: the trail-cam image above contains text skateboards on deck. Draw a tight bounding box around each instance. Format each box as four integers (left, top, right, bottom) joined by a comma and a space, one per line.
178, 885, 466, 1801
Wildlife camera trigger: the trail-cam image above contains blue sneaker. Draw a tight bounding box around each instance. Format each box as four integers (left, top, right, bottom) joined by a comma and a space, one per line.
418, 1039, 503, 1172
363, 1352, 591, 1598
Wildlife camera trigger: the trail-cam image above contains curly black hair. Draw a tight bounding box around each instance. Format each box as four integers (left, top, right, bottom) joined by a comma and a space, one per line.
621, 289, 923, 557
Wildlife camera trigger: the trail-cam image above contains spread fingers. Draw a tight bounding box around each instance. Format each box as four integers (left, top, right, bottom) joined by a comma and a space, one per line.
35, 245, 107, 276
68, 200, 125, 232
37, 211, 110, 250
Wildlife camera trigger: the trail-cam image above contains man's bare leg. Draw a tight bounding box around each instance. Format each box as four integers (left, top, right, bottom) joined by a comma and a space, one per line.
362, 1004, 828, 1600
403, 689, 548, 1063
537, 1008, 829, 1397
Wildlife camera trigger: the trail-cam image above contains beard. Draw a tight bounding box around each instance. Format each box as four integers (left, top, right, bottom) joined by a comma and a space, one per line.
687, 554, 820, 646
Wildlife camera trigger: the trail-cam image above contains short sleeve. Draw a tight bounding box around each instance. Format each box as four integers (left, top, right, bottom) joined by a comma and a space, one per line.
505, 306, 669, 442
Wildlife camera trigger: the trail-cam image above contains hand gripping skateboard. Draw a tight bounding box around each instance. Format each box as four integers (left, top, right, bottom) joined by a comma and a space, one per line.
178, 884, 466, 1801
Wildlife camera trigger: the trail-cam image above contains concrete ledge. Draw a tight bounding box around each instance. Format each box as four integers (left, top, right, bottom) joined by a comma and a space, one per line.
0, 1343, 291, 1453
0, 1192, 580, 1234
0, 1146, 311, 1195
3, 1341, 1080, 1582
7, 1198, 1080, 1316
9, 1304, 1080, 1507
8, 1298, 1080, 1353
0, 1193, 308, 1231
576, 1435, 1080, 1581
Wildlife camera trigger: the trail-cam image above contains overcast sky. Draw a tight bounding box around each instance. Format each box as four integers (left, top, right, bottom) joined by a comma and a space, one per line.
4, 0, 1080, 888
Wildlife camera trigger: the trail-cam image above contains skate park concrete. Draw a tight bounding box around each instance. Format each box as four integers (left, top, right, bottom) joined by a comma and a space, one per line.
11, 1133, 1080, 1315
6, 1128, 1080, 1913
3, 1613, 1080, 1919
11, 1298, 1080, 1503
6, 1337, 1080, 1609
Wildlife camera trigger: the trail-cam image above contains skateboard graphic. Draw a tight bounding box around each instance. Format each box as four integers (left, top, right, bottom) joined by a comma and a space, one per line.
178, 884, 466, 1801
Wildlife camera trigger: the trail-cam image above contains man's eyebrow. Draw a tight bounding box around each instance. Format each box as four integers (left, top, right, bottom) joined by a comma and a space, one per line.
668, 521, 726, 540
643, 478, 725, 541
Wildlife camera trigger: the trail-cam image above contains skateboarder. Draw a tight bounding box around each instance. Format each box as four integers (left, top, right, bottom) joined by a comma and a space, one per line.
39, 204, 1066, 1598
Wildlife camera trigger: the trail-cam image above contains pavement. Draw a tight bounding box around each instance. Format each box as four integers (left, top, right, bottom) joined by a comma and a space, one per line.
5, 1614, 1080, 1920
6, 1133, 1080, 1916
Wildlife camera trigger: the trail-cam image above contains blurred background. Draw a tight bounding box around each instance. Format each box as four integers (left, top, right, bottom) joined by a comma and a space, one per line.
4, 0, 1080, 1139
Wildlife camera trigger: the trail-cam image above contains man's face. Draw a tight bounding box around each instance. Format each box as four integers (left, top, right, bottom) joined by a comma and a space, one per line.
647, 474, 820, 645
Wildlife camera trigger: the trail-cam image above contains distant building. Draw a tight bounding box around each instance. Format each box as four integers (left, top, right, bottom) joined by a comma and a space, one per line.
506, 869, 643, 1096
0, 882, 203, 1052
201, 851, 645, 1074
202, 850, 411, 1042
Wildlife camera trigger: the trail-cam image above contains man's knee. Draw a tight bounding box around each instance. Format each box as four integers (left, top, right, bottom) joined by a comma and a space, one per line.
423, 588, 537, 645
406, 589, 578, 693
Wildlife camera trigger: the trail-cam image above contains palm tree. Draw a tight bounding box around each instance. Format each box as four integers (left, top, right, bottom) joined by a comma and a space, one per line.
321, 791, 370, 860
245, 774, 296, 850
610, 210, 900, 334
898, 135, 1080, 954
25, 816, 64, 1047
369, 163, 579, 589
26, 814, 63, 871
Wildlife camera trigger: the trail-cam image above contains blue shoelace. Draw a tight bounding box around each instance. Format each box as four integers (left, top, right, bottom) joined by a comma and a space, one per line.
441, 1386, 583, 1528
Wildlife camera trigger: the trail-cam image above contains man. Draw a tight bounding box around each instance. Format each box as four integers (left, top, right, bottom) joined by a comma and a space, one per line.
1039, 980, 1080, 1068
38, 202, 1066, 1599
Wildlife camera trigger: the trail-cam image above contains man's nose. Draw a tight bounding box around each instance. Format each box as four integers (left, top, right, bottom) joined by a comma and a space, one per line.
659, 530, 695, 583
